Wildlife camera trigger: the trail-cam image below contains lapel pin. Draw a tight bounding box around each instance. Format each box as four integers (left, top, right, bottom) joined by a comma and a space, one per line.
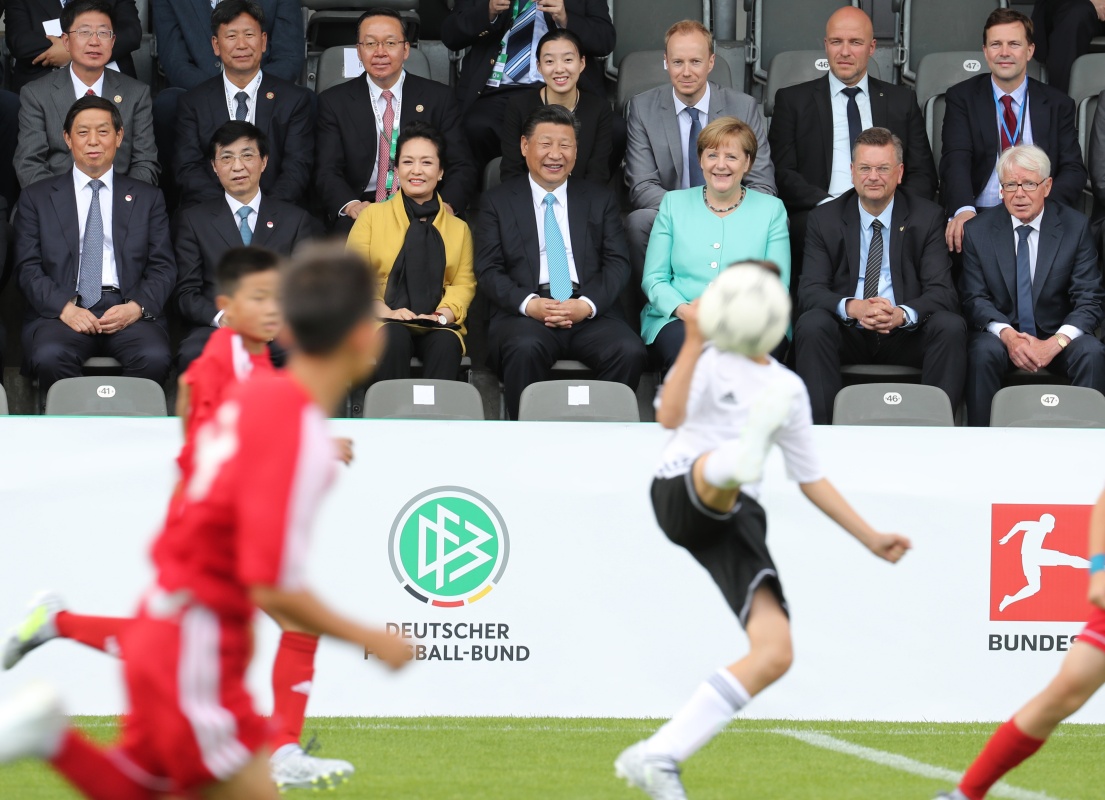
266, 221, 274, 228
125, 194, 133, 202
113, 95, 122, 103
899, 226, 904, 232
416, 104, 424, 113
266, 92, 274, 100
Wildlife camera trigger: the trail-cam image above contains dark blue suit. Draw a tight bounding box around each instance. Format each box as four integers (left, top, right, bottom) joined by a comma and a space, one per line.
15, 171, 176, 388
961, 200, 1105, 425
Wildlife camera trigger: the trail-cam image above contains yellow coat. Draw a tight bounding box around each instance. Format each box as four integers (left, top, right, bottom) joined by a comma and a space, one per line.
346, 192, 476, 351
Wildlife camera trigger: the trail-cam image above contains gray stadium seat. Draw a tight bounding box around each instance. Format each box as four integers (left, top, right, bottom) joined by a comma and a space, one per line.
617, 49, 733, 116
990, 385, 1105, 427
895, 0, 1006, 84
315, 45, 432, 94
364, 379, 484, 420
832, 383, 954, 426
44, 377, 167, 416
607, 0, 710, 80
303, 0, 420, 47
1068, 55, 1105, 168
839, 364, 922, 384
0, 384, 8, 415
745, 0, 857, 84
763, 49, 881, 118
518, 380, 640, 422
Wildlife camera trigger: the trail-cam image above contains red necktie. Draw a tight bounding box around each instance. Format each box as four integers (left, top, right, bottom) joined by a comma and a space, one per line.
1000, 95, 1018, 151
85, 89, 95, 96
374, 90, 395, 203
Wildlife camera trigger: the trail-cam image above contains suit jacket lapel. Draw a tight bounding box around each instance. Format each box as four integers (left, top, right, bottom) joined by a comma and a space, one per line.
51, 69, 77, 126
51, 177, 80, 271
888, 195, 908, 296
977, 76, 999, 163
658, 90, 683, 186
252, 195, 276, 247
1033, 205, 1061, 305
868, 77, 889, 128
814, 79, 833, 177
1026, 79, 1048, 148
843, 196, 862, 290
212, 199, 245, 250
566, 179, 588, 283
255, 74, 274, 132
991, 212, 1017, 303
511, 181, 541, 285
112, 177, 135, 280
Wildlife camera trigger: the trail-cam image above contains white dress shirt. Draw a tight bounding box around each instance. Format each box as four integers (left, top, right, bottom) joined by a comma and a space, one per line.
73, 165, 118, 289
222, 70, 262, 124
988, 209, 1082, 342
958, 77, 1035, 216
518, 176, 596, 317
826, 71, 874, 199
69, 65, 105, 98
674, 85, 711, 190
834, 198, 918, 325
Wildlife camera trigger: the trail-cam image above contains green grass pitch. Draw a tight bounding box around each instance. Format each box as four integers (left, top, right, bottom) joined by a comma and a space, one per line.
1, 717, 1103, 798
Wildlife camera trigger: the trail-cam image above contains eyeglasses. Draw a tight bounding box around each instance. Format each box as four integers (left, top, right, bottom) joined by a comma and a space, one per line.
69, 28, 115, 41
359, 39, 407, 51
216, 152, 260, 167
855, 165, 896, 176
1000, 181, 1042, 193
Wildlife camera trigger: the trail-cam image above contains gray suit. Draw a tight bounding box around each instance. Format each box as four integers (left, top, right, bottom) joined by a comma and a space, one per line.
623, 81, 775, 277
14, 67, 159, 189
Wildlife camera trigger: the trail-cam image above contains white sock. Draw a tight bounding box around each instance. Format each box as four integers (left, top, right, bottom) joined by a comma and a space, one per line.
645, 669, 751, 763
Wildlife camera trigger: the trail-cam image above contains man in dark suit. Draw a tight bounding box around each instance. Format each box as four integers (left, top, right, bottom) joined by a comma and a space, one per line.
175, 0, 313, 209
795, 127, 965, 424
770, 7, 936, 296
476, 104, 646, 419
15, 96, 175, 390
1031, 0, 1105, 94
942, 8, 1086, 255
441, 0, 614, 170
175, 121, 322, 369
315, 8, 476, 234
961, 144, 1105, 426
5, 0, 141, 91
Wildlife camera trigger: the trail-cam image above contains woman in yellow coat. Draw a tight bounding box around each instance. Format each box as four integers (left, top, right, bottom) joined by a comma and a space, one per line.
347, 122, 476, 381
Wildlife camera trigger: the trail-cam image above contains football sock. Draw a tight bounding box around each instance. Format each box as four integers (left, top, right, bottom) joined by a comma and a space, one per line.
55, 612, 130, 657
271, 631, 319, 750
51, 729, 158, 800
958, 719, 1045, 800
646, 668, 750, 763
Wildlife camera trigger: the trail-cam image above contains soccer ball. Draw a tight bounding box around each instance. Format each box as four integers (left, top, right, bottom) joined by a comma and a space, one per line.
697, 263, 791, 357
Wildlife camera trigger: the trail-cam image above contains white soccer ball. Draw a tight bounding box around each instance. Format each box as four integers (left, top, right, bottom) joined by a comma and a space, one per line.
697, 263, 791, 357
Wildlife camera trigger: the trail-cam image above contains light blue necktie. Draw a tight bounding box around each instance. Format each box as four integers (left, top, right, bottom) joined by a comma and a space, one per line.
544, 194, 572, 302
1016, 225, 1036, 336
685, 107, 704, 188
238, 206, 253, 245
78, 179, 104, 308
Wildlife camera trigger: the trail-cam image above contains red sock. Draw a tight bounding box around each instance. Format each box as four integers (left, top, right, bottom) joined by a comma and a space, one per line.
50, 729, 156, 800
270, 631, 319, 750
959, 719, 1046, 800
55, 612, 131, 657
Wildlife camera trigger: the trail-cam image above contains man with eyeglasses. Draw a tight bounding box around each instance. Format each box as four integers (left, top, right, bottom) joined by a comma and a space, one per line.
795, 127, 965, 425
961, 144, 1105, 426
175, 0, 313, 209
14, 0, 158, 189
315, 7, 476, 233
5, 0, 141, 91
174, 121, 321, 370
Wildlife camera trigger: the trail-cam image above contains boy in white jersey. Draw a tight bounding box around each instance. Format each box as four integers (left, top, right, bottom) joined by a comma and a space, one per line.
615, 261, 912, 799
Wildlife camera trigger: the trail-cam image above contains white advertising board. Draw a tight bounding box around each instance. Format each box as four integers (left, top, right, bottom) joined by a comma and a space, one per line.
0, 418, 1103, 723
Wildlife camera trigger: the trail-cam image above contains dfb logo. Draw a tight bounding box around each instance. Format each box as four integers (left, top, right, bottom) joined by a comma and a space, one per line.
990, 504, 1091, 622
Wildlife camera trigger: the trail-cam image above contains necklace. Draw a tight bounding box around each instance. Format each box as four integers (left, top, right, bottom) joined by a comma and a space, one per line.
542, 86, 580, 112
703, 185, 745, 214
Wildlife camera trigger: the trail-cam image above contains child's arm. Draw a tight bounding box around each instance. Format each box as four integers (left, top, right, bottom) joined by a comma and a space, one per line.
799, 478, 911, 563
656, 301, 703, 430
1088, 488, 1105, 609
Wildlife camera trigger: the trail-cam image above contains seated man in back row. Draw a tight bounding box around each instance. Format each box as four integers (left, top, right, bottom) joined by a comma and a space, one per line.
961, 144, 1105, 426
475, 104, 647, 420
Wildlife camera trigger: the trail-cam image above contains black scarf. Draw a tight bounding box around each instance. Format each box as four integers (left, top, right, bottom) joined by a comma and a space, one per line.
384, 192, 447, 315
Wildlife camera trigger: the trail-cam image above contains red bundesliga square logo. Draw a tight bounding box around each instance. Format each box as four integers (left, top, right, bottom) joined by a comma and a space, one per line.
990, 504, 1091, 622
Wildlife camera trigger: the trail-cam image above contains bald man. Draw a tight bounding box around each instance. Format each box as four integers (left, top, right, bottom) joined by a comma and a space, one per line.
769, 6, 936, 296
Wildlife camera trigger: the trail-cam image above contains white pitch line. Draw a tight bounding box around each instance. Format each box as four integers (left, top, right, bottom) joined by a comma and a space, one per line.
770, 728, 1063, 800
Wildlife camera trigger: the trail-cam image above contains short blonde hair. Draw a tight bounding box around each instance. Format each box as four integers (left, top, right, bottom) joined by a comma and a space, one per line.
664, 20, 714, 54
696, 116, 757, 164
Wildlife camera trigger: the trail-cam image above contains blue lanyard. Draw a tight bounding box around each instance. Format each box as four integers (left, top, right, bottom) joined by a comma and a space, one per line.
995, 87, 1027, 147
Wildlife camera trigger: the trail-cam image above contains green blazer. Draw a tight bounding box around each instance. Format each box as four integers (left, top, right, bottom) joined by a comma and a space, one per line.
640, 187, 791, 344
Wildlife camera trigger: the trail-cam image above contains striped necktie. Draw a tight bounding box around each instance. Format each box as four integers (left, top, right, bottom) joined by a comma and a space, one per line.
78, 180, 105, 308
503, 1, 539, 82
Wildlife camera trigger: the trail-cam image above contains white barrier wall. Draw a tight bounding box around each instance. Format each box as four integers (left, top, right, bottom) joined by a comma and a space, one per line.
1, 418, 1104, 723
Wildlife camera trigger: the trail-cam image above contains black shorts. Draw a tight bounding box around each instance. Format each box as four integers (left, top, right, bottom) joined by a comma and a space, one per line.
651, 472, 787, 627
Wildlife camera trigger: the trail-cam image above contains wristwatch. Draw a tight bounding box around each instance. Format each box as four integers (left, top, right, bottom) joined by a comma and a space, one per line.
437, 314, 448, 326
1056, 333, 1070, 349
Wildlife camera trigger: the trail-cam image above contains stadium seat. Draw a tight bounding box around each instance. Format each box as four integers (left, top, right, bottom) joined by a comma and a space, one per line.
832, 383, 954, 426
483, 156, 502, 193
763, 49, 881, 118
616, 49, 733, 116
44, 377, 168, 416
303, 0, 420, 50
1068, 54, 1105, 169
518, 380, 640, 422
745, 0, 858, 84
364, 379, 485, 420
0, 384, 8, 415
81, 356, 123, 374
894, 0, 1007, 84
839, 364, 922, 385
315, 45, 432, 94
990, 385, 1105, 427
607, 0, 711, 80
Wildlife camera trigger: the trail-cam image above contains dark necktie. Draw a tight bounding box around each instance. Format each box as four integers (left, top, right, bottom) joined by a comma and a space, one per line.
863, 219, 883, 299
1000, 95, 1019, 151
685, 107, 704, 188
78, 179, 105, 308
1016, 225, 1036, 336
841, 86, 862, 148
503, 1, 538, 82
235, 91, 248, 121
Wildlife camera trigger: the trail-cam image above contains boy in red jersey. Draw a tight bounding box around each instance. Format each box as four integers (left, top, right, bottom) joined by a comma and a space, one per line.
0, 247, 407, 799
936, 485, 1105, 800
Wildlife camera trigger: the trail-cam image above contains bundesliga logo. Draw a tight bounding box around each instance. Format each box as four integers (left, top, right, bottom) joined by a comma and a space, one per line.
388, 487, 510, 608
990, 504, 1091, 622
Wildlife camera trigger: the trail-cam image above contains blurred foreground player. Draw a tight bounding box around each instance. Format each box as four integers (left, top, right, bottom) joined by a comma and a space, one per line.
614, 261, 911, 799
936, 486, 1105, 800
0, 246, 408, 799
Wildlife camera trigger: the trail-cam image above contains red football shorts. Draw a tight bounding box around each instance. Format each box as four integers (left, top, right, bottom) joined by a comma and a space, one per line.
115, 600, 269, 792
1078, 606, 1105, 654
